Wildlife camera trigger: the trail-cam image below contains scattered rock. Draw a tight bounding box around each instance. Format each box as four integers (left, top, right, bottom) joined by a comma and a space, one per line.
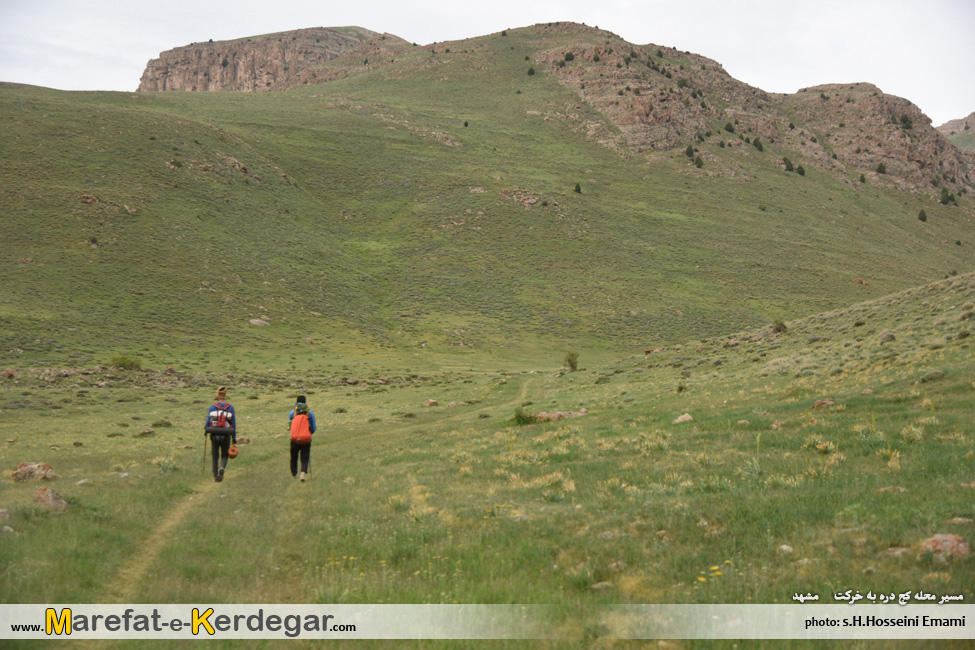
12, 462, 58, 482
885, 547, 911, 557
673, 413, 694, 424
2, 526, 13, 534
919, 370, 946, 383
947, 517, 973, 525
135, 428, 155, 437
33, 487, 69, 511
591, 581, 614, 591
73, 442, 83, 447
770, 421, 784, 430
236, 437, 251, 445
778, 544, 794, 555
0, 508, 8, 522
535, 408, 588, 422
862, 388, 874, 395
76, 478, 90, 486
737, 420, 750, 426
424, 399, 439, 407
813, 398, 836, 409
876, 486, 908, 493
249, 319, 270, 327
919, 534, 969, 560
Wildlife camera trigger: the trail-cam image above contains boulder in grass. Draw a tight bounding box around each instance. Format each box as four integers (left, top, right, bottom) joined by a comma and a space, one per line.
33, 487, 69, 511
12, 462, 58, 482
919, 534, 969, 561
673, 413, 693, 424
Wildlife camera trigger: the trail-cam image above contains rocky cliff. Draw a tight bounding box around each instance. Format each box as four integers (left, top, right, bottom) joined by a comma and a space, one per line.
527, 23, 973, 199
137, 27, 383, 92
937, 112, 975, 136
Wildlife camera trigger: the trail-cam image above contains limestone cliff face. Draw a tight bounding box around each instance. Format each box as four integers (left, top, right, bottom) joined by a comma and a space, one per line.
937, 112, 975, 136
137, 27, 380, 92
527, 23, 973, 197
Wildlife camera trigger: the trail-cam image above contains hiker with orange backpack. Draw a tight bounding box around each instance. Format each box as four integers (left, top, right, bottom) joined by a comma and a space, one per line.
288, 395, 317, 482
205, 386, 237, 483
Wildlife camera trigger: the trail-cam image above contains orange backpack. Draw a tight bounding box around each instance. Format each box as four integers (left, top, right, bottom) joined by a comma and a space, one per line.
290, 407, 312, 445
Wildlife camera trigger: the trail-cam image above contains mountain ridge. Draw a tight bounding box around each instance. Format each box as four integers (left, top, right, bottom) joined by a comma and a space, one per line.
1, 23, 973, 365
137, 22, 973, 204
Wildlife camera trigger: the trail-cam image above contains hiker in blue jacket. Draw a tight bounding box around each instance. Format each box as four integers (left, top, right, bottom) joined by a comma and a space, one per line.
206, 386, 237, 482
288, 395, 317, 481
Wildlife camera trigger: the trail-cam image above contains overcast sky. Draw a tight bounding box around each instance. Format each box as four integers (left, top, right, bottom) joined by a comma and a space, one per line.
1, 0, 972, 126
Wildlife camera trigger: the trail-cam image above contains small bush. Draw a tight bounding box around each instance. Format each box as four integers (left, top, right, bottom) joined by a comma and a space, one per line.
564, 52, 574, 62
564, 351, 579, 372
110, 354, 142, 370
773, 320, 788, 334
918, 210, 927, 222
574, 183, 581, 194
724, 122, 734, 133
783, 157, 794, 172
527, 67, 535, 76
876, 163, 887, 174
694, 156, 704, 168
513, 407, 537, 426
796, 165, 805, 176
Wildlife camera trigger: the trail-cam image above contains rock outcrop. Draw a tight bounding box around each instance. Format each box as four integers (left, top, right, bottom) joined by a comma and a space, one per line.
525, 23, 974, 199
937, 112, 975, 137
138, 27, 383, 92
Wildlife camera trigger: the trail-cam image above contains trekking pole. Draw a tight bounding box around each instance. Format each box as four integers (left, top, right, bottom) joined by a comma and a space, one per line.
203, 431, 208, 475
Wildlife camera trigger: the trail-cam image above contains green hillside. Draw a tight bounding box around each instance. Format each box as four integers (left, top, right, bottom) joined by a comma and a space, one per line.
947, 127, 975, 153
1, 25, 973, 372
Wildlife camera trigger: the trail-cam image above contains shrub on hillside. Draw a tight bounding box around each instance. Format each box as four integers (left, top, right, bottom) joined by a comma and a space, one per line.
796, 165, 805, 176
110, 354, 142, 370
876, 163, 887, 174
513, 407, 537, 425
564, 351, 579, 372
918, 209, 927, 222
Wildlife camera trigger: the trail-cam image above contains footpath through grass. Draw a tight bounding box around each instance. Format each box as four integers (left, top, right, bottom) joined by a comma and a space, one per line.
1, 274, 973, 647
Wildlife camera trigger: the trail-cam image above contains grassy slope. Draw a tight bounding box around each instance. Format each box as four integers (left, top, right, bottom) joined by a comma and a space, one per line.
2, 28, 974, 371
0, 270, 971, 647
947, 128, 975, 153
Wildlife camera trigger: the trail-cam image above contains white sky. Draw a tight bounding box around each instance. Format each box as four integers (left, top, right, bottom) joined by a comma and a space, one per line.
0, 0, 972, 126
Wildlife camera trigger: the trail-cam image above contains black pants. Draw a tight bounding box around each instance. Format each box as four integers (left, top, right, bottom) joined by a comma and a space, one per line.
211, 434, 231, 478
290, 440, 311, 476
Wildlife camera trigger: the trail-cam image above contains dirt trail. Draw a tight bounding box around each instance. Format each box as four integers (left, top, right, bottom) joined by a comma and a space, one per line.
103, 477, 223, 603
102, 376, 543, 603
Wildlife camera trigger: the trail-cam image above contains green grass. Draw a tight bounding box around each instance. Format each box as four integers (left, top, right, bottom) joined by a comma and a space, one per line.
2, 28, 973, 366
2, 272, 972, 647
1, 26, 974, 646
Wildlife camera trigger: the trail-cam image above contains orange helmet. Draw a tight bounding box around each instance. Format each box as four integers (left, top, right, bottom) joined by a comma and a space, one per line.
228, 445, 239, 459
